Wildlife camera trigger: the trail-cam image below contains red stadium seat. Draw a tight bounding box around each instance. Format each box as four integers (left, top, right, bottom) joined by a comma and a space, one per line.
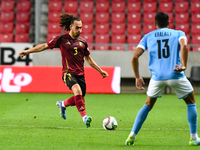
191, 2, 200, 13
95, 45, 110, 51
193, 46, 200, 52
143, 2, 157, 13
80, 0, 93, 1
47, 23, 62, 34
80, 12, 94, 23
127, 2, 141, 12
81, 34, 93, 43
112, 2, 126, 12
0, 12, 15, 23
113, 0, 126, 2
192, 13, 200, 23
143, 0, 157, 2
168, 23, 174, 29
111, 46, 124, 51
64, 1, 78, 13
128, 45, 137, 51
111, 23, 126, 34
48, 1, 62, 12
175, 24, 190, 34
0, 34, 13, 42
2, 0, 15, 2
127, 34, 142, 44
111, 12, 125, 23
50, 0, 62, 1
191, 0, 200, 2
191, 24, 200, 35
159, 0, 173, 2
192, 35, 200, 44
18, 0, 32, 1
186, 34, 191, 44
159, 2, 173, 12
111, 34, 126, 43
127, 12, 141, 23
80, 2, 94, 12
95, 34, 110, 43
16, 12, 30, 23
95, 12, 110, 23
143, 12, 156, 23
15, 23, 30, 33
15, 34, 29, 43
143, 23, 156, 34
168, 12, 174, 23
95, 23, 110, 34
96, 0, 110, 2
96, 2, 110, 12
48, 12, 61, 23
17, 1, 31, 12
175, 13, 189, 23
127, 23, 142, 34
47, 33, 60, 42
0, 22, 14, 33
81, 23, 94, 34
175, 2, 189, 13
1, 1, 15, 12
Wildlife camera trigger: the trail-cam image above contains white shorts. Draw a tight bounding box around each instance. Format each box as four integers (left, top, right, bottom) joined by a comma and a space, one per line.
147, 77, 193, 99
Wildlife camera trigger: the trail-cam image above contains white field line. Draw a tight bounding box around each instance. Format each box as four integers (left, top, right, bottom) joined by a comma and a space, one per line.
0, 124, 192, 131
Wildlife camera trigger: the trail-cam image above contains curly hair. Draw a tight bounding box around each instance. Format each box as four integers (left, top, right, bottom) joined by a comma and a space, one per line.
59, 12, 81, 31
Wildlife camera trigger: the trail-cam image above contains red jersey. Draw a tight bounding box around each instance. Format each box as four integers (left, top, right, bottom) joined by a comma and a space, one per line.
47, 34, 90, 76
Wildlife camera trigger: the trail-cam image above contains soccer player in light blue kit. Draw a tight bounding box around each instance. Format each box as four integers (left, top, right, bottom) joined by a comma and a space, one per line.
125, 12, 200, 146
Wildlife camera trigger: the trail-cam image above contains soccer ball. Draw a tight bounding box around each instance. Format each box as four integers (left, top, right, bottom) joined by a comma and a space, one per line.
102, 116, 118, 130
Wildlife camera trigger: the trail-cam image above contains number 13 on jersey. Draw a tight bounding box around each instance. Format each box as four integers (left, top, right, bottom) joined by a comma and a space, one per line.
157, 39, 170, 59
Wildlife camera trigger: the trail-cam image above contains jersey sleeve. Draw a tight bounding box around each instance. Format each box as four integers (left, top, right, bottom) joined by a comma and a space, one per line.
47, 35, 62, 49
137, 34, 148, 51
178, 31, 187, 43
84, 42, 90, 56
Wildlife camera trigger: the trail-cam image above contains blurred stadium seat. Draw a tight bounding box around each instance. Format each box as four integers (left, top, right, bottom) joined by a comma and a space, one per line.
111, 34, 126, 43
111, 23, 126, 34
96, 1, 110, 12
48, 1, 62, 12
1, 12, 15, 23
48, 12, 62, 23
112, 2, 126, 12
80, 2, 94, 12
143, 2, 157, 13
1, 1, 15, 12
47, 33, 60, 42
175, 2, 189, 13
111, 12, 125, 23
143, 23, 156, 34
159, 2, 173, 12
127, 34, 142, 44
15, 34, 29, 42
80, 12, 94, 23
127, 12, 141, 23
17, 1, 31, 12
96, 12, 110, 23
0, 22, 14, 33
192, 35, 200, 44
191, 24, 200, 35
81, 34, 93, 43
16, 12, 30, 23
191, 2, 200, 13
127, 23, 142, 34
0, 33, 13, 42
15, 23, 30, 34
47, 23, 62, 34
127, 2, 141, 12
191, 13, 200, 23
64, 1, 78, 13
95, 23, 110, 34
81, 23, 94, 34
175, 23, 190, 34
175, 13, 189, 23
95, 34, 110, 43
143, 12, 156, 23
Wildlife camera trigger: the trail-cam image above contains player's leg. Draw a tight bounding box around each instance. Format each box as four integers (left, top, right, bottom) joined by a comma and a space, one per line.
170, 77, 200, 146
125, 96, 156, 145
125, 79, 165, 145
183, 92, 200, 146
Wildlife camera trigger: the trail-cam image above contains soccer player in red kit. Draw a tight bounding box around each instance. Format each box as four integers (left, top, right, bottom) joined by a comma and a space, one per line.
19, 13, 108, 128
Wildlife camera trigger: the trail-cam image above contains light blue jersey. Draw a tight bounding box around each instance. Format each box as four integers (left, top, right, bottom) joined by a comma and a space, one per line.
137, 28, 187, 81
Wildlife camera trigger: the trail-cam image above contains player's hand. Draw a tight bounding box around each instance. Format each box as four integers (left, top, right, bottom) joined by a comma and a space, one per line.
100, 70, 108, 79
135, 77, 145, 90
173, 64, 186, 72
19, 50, 29, 58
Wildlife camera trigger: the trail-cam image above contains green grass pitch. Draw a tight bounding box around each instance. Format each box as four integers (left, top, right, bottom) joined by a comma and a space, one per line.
0, 93, 200, 150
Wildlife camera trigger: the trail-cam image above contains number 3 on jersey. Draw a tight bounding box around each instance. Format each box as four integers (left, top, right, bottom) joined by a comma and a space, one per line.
74, 47, 78, 55
157, 39, 170, 59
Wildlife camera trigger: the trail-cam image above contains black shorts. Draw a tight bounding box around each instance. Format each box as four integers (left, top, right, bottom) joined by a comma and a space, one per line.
62, 73, 86, 97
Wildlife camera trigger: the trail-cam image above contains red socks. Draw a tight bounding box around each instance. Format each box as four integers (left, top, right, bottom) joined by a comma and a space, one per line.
63, 95, 87, 117
63, 96, 75, 107
74, 95, 87, 117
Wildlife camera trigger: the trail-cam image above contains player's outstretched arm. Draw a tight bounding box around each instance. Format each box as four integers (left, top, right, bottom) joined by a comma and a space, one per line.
173, 38, 188, 72
132, 47, 145, 90
19, 43, 50, 58
85, 55, 108, 78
